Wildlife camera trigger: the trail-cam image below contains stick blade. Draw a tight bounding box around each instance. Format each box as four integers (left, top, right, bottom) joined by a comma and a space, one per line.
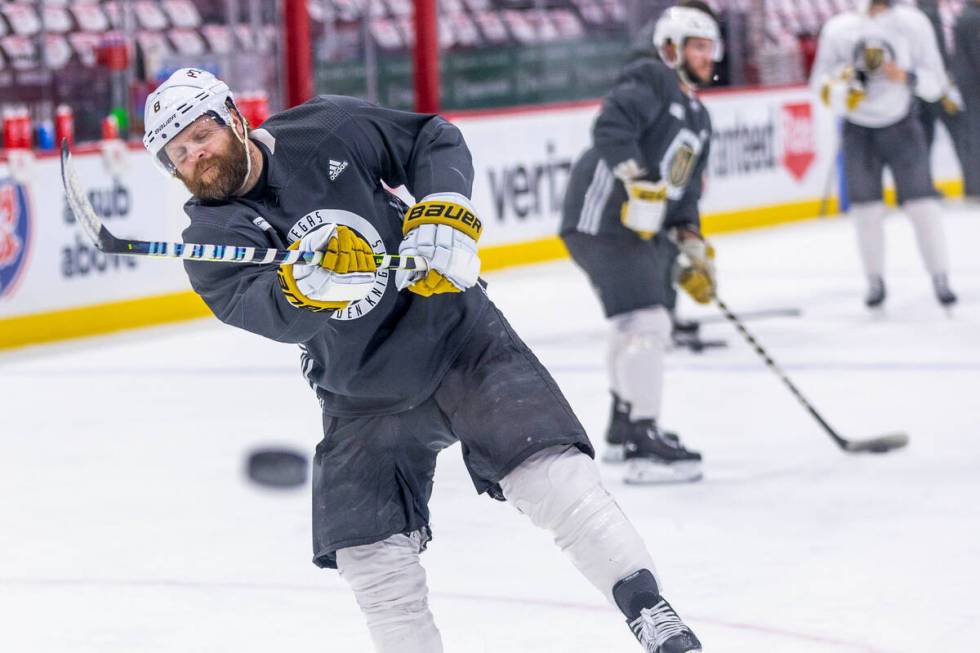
843, 432, 909, 454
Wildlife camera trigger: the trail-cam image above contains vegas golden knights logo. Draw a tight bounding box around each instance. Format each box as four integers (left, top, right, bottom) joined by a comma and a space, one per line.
854, 39, 894, 73
668, 145, 697, 188
863, 47, 885, 72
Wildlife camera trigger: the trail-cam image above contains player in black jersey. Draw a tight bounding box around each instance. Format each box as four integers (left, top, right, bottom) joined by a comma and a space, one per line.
561, 2, 720, 485
141, 68, 702, 652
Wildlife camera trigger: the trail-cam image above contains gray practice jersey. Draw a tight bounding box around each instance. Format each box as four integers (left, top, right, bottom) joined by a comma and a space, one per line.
182, 95, 488, 416
560, 57, 712, 237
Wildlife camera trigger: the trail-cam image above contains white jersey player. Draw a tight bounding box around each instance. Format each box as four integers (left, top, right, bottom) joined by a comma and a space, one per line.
811, 0, 957, 308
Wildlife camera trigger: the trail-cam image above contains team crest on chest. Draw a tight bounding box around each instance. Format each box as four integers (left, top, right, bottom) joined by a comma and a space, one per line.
853, 38, 896, 75
660, 128, 704, 200
287, 208, 388, 321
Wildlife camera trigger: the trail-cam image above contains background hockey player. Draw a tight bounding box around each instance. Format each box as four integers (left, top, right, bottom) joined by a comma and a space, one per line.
914, 0, 969, 173
811, 0, 957, 309
141, 68, 703, 653
953, 0, 980, 201
559, 1, 720, 485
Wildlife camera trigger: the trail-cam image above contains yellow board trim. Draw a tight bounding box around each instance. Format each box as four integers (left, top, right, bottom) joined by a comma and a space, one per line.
0, 291, 211, 351
0, 178, 965, 350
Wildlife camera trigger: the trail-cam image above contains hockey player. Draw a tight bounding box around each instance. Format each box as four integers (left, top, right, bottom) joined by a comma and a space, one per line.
560, 1, 720, 484
953, 0, 980, 201
142, 68, 702, 653
811, 0, 957, 309
915, 0, 969, 167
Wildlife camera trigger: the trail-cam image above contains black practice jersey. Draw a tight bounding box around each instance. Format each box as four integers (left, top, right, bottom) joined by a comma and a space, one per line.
560, 57, 712, 237
182, 95, 489, 416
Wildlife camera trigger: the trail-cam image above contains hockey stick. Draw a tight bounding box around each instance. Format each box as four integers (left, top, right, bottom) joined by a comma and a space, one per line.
59, 140, 427, 272
716, 295, 909, 454
690, 306, 801, 327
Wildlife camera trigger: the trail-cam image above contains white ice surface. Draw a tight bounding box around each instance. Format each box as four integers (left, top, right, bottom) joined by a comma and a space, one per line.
3, 204, 980, 653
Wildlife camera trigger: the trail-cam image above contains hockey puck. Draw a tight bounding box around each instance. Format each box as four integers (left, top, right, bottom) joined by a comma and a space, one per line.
245, 448, 309, 488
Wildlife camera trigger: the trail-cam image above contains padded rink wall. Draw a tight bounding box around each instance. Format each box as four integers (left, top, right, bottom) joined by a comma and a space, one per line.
0, 86, 965, 350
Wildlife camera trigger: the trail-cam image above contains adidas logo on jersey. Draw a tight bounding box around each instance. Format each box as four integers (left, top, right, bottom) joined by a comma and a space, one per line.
328, 159, 348, 181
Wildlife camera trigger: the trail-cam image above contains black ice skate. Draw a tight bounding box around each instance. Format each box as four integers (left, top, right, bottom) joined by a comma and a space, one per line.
622, 418, 702, 484
602, 393, 632, 463
604, 394, 683, 466
671, 316, 700, 346
865, 276, 886, 309
614, 569, 702, 653
671, 318, 727, 353
932, 274, 957, 307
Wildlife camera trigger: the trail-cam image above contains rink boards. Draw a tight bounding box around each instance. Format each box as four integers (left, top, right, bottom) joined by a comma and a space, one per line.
0, 85, 965, 349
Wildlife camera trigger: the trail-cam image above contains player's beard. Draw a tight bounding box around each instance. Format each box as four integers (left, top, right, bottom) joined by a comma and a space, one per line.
682, 61, 713, 87
181, 135, 249, 201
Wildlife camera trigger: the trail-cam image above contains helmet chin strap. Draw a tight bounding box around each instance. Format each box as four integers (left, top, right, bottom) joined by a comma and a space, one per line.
231, 114, 253, 197
678, 61, 705, 90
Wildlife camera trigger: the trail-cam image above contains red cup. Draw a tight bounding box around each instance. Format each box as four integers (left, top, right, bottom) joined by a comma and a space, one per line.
101, 114, 119, 140
13, 109, 32, 149
3, 110, 15, 149
55, 104, 75, 148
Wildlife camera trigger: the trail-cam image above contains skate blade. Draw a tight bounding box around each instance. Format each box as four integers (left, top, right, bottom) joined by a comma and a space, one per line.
623, 459, 703, 485
602, 444, 626, 464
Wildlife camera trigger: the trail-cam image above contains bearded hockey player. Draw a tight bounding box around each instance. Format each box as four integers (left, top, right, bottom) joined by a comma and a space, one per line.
560, 1, 720, 485
141, 68, 703, 652
811, 0, 957, 309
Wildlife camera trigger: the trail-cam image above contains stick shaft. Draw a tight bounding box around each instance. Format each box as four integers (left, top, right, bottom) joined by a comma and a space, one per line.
715, 296, 850, 450
59, 139, 426, 271
97, 237, 425, 270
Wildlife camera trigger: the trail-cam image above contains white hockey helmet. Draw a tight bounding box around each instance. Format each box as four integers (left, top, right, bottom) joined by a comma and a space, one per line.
653, 6, 723, 68
857, 0, 893, 12
143, 68, 238, 176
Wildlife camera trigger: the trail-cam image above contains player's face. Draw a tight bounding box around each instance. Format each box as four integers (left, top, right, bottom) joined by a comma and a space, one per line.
683, 37, 716, 85
164, 114, 248, 201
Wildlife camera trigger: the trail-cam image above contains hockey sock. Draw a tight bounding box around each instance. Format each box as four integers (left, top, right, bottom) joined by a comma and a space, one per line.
336, 531, 443, 653
607, 306, 671, 421
850, 201, 886, 281
499, 446, 659, 605
904, 197, 951, 276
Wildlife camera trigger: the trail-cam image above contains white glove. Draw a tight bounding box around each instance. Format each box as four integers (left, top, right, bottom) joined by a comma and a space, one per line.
819, 67, 865, 113
395, 193, 481, 296
277, 223, 377, 312
621, 180, 668, 239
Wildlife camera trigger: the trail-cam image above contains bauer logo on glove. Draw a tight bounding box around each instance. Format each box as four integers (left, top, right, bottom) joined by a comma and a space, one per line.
404, 199, 483, 241
396, 193, 482, 297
